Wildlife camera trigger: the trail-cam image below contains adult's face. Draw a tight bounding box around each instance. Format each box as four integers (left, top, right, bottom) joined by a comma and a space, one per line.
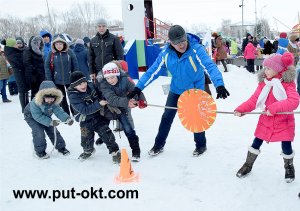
97, 25, 107, 35
170, 40, 188, 53
43, 36, 50, 44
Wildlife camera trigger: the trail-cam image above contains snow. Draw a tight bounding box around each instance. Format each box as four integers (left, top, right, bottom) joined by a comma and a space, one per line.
1, 64, 299, 211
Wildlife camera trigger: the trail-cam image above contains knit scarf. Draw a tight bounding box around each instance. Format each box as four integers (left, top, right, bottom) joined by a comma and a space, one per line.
256, 78, 287, 110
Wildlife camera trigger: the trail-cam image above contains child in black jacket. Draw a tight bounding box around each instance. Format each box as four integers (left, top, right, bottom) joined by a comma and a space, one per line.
68, 71, 120, 163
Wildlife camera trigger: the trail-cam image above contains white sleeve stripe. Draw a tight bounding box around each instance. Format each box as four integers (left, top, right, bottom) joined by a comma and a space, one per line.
193, 49, 206, 70
144, 59, 165, 86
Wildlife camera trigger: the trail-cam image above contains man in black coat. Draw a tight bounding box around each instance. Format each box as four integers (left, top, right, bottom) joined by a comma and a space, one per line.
4, 38, 30, 113
89, 18, 124, 82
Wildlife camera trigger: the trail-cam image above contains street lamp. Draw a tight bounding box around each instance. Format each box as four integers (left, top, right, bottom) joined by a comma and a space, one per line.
239, 0, 244, 37
260, 5, 267, 37
255, 0, 257, 37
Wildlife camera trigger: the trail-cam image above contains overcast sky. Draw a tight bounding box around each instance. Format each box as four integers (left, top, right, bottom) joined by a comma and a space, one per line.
1, 0, 299, 32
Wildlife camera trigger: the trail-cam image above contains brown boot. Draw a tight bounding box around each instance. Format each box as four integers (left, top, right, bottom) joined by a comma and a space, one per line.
236, 147, 260, 178
282, 151, 295, 183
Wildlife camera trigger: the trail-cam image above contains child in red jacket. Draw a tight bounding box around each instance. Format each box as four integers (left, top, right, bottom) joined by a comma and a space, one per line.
234, 52, 299, 182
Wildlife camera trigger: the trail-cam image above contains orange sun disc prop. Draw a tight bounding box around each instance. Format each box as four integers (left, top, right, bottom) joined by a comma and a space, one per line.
177, 89, 217, 133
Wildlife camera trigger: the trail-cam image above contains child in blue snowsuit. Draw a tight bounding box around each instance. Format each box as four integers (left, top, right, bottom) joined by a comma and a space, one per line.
24, 81, 73, 159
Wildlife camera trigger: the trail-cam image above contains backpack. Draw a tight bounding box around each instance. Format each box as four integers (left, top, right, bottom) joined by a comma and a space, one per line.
50, 52, 55, 72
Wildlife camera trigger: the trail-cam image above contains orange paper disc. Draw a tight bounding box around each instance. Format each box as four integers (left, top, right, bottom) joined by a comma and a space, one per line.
177, 89, 217, 133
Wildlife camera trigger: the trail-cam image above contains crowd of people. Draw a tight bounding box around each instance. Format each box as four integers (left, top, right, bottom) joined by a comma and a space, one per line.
0, 20, 300, 191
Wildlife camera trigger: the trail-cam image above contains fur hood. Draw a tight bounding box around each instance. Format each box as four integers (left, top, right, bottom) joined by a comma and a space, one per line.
257, 65, 296, 83
30, 36, 44, 56
35, 81, 63, 105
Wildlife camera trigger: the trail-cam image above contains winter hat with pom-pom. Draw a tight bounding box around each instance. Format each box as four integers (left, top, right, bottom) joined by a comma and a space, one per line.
263, 52, 294, 73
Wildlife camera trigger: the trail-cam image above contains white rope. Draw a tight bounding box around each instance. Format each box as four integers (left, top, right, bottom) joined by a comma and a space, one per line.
147, 103, 300, 114
64, 85, 74, 119
50, 124, 57, 154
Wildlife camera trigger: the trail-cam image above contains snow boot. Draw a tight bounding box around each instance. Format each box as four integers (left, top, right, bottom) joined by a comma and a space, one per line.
131, 151, 140, 162
78, 148, 95, 161
193, 146, 207, 157
112, 150, 121, 164
236, 146, 260, 178
58, 147, 70, 156
128, 137, 140, 162
148, 145, 164, 156
36, 151, 50, 159
282, 151, 295, 183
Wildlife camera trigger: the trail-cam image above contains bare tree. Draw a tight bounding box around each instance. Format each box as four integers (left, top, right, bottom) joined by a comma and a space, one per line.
0, 1, 123, 40
189, 23, 211, 34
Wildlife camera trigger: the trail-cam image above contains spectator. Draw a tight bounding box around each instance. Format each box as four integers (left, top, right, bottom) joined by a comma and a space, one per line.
89, 18, 124, 82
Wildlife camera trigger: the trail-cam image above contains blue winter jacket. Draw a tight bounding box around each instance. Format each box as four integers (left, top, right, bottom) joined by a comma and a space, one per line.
73, 44, 90, 80
29, 100, 69, 127
24, 81, 70, 127
276, 38, 289, 55
39, 29, 52, 59
136, 33, 224, 94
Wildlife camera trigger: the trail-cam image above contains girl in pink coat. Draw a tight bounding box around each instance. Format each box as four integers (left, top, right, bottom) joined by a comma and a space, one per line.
244, 41, 257, 73
234, 52, 299, 182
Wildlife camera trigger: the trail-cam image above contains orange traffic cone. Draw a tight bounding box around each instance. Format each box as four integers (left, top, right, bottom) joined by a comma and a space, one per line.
115, 148, 139, 183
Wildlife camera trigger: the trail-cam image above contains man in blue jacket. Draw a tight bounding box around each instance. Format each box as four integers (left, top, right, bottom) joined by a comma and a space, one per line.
127, 25, 230, 157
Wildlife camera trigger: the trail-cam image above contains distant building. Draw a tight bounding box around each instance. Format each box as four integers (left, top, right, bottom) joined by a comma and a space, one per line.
230, 21, 255, 40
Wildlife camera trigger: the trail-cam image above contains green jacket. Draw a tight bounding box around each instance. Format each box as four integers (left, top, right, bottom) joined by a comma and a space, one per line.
230, 40, 238, 55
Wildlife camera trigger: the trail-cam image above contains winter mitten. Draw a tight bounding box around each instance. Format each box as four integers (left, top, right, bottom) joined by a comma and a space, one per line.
127, 87, 141, 99
66, 118, 74, 126
216, 86, 230, 99
50, 120, 60, 126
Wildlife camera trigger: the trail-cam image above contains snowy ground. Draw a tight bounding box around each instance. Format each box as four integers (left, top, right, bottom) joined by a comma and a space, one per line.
1, 64, 299, 211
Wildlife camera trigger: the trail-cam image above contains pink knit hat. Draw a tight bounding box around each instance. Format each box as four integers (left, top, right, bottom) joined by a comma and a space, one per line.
262, 52, 294, 73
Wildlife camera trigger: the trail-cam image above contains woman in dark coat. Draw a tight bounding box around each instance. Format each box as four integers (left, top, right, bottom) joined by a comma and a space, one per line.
73, 39, 90, 80
4, 38, 30, 112
23, 36, 45, 99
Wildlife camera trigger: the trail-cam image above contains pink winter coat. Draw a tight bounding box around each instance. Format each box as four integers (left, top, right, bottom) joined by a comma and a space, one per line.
244, 43, 257, 59
235, 69, 299, 142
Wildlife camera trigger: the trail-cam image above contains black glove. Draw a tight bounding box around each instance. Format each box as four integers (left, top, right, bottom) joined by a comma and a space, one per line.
216, 86, 230, 99
50, 120, 60, 126
127, 87, 142, 99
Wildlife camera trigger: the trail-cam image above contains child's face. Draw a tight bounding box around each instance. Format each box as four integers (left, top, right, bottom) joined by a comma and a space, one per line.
264, 67, 278, 79
54, 42, 64, 51
44, 97, 55, 104
75, 81, 88, 92
106, 76, 118, 85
